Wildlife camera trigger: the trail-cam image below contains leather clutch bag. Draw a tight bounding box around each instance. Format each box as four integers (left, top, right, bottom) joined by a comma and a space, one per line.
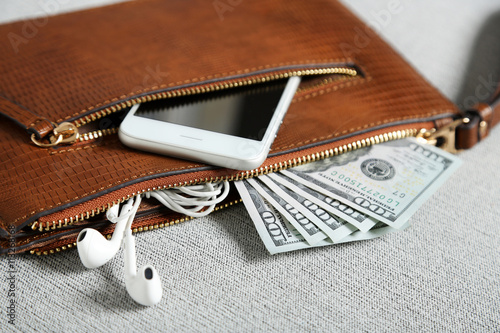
0, 0, 498, 255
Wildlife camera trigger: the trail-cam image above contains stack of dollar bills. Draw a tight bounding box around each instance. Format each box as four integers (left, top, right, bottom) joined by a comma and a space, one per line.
235, 138, 461, 254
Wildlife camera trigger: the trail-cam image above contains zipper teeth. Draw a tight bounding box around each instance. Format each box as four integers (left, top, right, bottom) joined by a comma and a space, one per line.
29, 198, 242, 255
29, 127, 418, 233
30, 242, 77, 255
30, 128, 417, 255
78, 127, 118, 142
228, 128, 418, 180
296, 75, 355, 94
73, 67, 358, 128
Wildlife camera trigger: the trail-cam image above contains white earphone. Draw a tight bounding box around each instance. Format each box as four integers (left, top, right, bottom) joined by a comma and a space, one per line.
77, 196, 161, 306
77, 199, 135, 269
124, 218, 163, 305
121, 195, 163, 306
76, 180, 230, 306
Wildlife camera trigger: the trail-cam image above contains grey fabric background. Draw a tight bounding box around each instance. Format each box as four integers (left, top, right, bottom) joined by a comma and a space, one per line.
1, 1, 499, 332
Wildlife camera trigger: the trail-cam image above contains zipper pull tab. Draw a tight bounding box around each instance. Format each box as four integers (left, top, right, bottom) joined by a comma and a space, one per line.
31, 122, 80, 147
416, 118, 469, 154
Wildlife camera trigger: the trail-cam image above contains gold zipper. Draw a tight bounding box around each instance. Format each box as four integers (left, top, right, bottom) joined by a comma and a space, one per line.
24, 63, 465, 253
29, 127, 418, 234
30, 116, 466, 236
295, 74, 355, 94
30, 123, 470, 255
31, 67, 358, 146
32, 243, 76, 255
30, 198, 242, 255
78, 127, 119, 142
416, 118, 468, 154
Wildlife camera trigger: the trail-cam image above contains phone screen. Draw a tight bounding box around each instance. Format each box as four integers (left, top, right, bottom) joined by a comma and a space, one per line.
134, 80, 289, 141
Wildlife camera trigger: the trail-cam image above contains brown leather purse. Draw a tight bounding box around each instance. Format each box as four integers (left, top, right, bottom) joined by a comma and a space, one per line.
0, 0, 498, 255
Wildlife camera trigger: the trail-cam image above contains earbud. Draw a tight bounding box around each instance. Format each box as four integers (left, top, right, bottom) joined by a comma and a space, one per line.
105, 203, 120, 221
124, 228, 162, 306
77, 199, 135, 269
76, 180, 228, 306
122, 195, 162, 306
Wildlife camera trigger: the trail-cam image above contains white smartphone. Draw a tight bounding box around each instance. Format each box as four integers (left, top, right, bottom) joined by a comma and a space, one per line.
119, 76, 301, 170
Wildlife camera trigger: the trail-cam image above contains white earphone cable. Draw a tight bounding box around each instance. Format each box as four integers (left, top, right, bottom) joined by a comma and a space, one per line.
144, 180, 230, 218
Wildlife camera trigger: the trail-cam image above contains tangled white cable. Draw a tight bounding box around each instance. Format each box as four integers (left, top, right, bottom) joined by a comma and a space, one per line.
145, 180, 230, 217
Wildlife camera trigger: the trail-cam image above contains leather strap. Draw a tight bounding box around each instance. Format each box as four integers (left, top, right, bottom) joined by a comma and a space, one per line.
0, 97, 54, 139
456, 81, 500, 149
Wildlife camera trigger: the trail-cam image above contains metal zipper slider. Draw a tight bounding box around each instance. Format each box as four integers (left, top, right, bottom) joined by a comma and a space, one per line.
31, 122, 80, 147
416, 118, 469, 154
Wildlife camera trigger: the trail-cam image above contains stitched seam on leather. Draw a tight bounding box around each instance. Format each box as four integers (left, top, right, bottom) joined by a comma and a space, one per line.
13, 164, 205, 224
11, 230, 70, 247
14, 108, 452, 224
0, 93, 45, 128
12, 234, 49, 246
293, 75, 370, 102
48, 70, 369, 155
270, 109, 456, 152
56, 58, 354, 123
48, 144, 101, 155
31, 118, 53, 130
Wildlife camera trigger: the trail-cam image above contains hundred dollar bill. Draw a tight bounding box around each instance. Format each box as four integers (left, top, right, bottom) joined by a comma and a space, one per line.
235, 180, 329, 254
259, 175, 357, 242
283, 138, 461, 229
246, 178, 328, 245
268, 172, 377, 232
234, 180, 408, 254
341, 221, 410, 243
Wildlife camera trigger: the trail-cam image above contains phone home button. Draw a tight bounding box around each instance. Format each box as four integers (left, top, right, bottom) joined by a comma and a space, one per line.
180, 135, 203, 141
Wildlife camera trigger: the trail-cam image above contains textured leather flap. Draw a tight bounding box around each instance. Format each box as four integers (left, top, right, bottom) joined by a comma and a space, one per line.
0, 0, 460, 253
